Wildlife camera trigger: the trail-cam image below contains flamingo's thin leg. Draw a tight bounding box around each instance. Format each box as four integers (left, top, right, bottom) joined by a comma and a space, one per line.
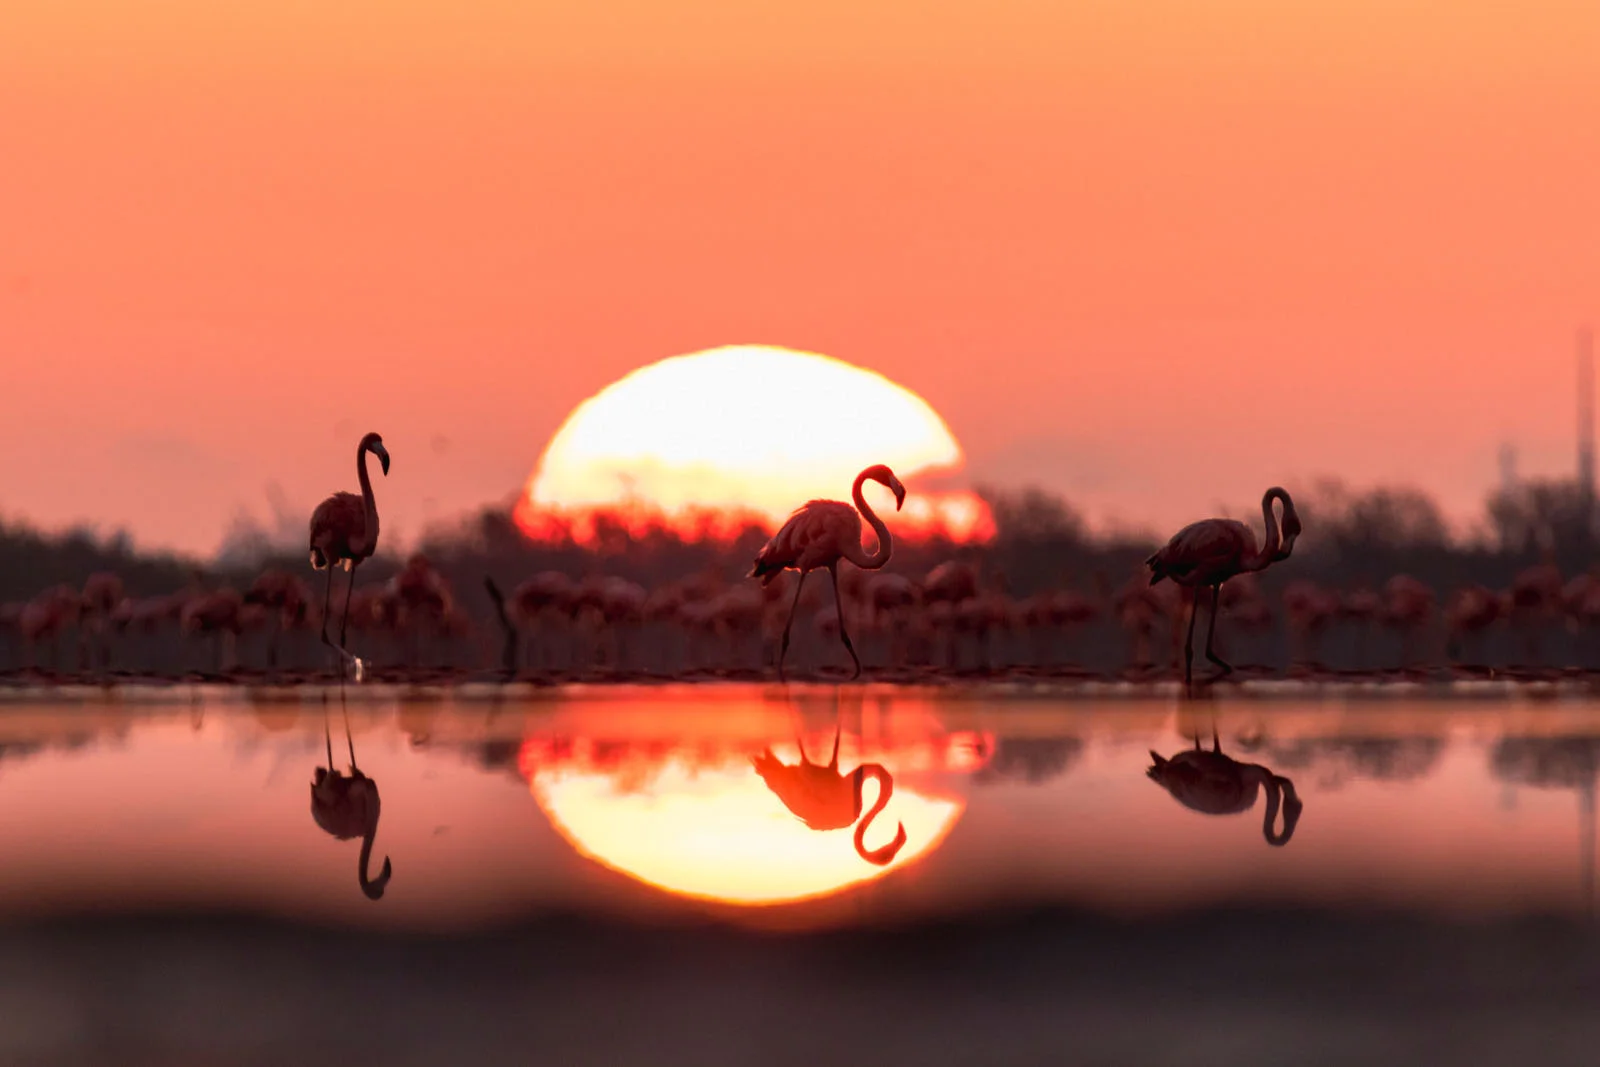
339, 566, 356, 650
829, 565, 862, 680
777, 570, 809, 680
1183, 591, 1199, 683
1205, 584, 1233, 675
320, 567, 335, 647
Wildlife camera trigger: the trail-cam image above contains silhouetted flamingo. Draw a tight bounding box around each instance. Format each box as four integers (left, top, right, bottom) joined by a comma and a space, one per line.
311, 698, 392, 901
1146, 487, 1302, 683
246, 569, 311, 672
80, 571, 124, 671
18, 585, 82, 672
181, 588, 244, 673
1147, 726, 1303, 846
749, 464, 905, 679
750, 717, 908, 865
308, 431, 390, 664
1382, 575, 1436, 668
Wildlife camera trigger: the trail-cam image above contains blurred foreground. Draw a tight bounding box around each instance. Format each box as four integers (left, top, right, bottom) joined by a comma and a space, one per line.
2, 907, 1594, 1067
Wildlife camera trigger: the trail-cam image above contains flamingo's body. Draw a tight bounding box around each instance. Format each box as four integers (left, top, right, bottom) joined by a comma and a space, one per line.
1147, 730, 1303, 846
751, 723, 908, 865
1146, 487, 1302, 683
749, 464, 906, 678
308, 432, 390, 660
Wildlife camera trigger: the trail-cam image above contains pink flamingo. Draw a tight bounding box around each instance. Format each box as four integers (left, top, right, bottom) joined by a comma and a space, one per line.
749, 464, 905, 679
1382, 575, 1436, 668
308, 432, 391, 660
1282, 579, 1338, 671
508, 571, 580, 671
1446, 585, 1506, 669
181, 588, 244, 673
750, 717, 907, 865
18, 585, 82, 672
246, 569, 311, 671
1146, 487, 1302, 683
80, 571, 124, 671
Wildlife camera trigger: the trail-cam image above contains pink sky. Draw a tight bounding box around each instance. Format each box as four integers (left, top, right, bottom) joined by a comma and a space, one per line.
2, 1, 1597, 555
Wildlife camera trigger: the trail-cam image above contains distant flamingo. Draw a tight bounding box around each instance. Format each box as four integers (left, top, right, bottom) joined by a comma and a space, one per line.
80, 571, 124, 671
1147, 726, 1303, 846
750, 718, 908, 865
18, 585, 82, 672
1382, 575, 1436, 669
246, 569, 310, 672
180, 588, 244, 673
1146, 487, 1302, 683
311, 698, 392, 901
308, 432, 391, 661
749, 464, 906, 679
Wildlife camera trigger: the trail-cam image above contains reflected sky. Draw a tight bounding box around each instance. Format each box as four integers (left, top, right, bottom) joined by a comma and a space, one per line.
0, 686, 1598, 929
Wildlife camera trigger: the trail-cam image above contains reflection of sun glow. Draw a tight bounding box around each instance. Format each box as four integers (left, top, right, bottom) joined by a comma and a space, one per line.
519, 728, 990, 906
518, 345, 993, 544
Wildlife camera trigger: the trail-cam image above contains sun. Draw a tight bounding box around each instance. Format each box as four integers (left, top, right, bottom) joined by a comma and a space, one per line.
518, 344, 993, 542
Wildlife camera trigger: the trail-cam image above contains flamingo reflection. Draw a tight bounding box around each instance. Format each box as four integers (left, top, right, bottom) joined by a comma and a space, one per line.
311, 697, 393, 900
752, 716, 908, 865
1148, 726, 1304, 846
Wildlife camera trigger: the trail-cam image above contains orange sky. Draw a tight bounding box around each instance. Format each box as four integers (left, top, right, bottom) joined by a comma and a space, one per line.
2, 1, 1598, 555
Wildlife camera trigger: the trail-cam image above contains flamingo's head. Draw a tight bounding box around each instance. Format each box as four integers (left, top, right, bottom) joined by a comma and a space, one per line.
361, 432, 391, 476
861, 464, 907, 511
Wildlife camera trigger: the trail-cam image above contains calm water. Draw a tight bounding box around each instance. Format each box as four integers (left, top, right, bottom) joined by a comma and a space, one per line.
3, 683, 1599, 929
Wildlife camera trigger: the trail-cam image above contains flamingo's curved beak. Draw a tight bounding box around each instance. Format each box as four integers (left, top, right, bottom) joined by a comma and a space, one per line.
374, 443, 392, 476
892, 479, 906, 511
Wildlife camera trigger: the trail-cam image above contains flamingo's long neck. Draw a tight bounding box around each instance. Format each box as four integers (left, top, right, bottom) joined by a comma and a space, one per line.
845, 473, 893, 570
355, 442, 380, 557
852, 764, 908, 865
1243, 491, 1283, 573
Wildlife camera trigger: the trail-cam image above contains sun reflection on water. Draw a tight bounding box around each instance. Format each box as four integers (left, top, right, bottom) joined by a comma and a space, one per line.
517, 724, 992, 906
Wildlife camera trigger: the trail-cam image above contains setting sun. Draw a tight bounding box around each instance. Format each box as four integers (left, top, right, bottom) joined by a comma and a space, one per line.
518, 345, 993, 543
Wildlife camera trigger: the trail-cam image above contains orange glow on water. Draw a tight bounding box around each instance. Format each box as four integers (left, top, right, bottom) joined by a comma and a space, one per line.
516, 727, 991, 906
517, 345, 993, 545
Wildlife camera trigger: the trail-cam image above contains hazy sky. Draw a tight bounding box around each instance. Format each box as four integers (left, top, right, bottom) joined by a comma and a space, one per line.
3, 1, 1598, 555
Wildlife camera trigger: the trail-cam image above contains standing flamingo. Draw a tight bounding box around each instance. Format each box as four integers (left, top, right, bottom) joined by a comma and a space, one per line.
750, 717, 908, 866
311, 697, 392, 901
1146, 487, 1302, 683
1147, 726, 1304, 846
749, 464, 905, 679
308, 432, 390, 665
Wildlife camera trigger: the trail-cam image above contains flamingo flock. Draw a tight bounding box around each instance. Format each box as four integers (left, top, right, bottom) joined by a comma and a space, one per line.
11, 430, 1600, 682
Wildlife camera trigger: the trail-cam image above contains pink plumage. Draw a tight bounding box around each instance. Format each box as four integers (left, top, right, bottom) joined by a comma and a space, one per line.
747, 464, 906, 679
307, 431, 390, 659
1146, 486, 1302, 683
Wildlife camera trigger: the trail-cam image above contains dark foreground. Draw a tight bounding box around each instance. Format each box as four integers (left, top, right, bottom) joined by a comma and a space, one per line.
3, 908, 1596, 1067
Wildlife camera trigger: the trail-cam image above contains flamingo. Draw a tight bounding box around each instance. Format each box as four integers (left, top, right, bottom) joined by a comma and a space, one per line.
180, 588, 244, 673
1147, 726, 1303, 846
311, 699, 392, 901
750, 717, 908, 866
80, 571, 124, 671
1145, 487, 1302, 683
308, 431, 391, 665
246, 569, 311, 672
749, 464, 905, 679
